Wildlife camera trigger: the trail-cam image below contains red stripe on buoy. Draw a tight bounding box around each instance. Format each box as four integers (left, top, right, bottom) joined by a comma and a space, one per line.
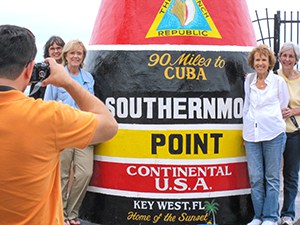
90, 0, 256, 46
90, 161, 250, 194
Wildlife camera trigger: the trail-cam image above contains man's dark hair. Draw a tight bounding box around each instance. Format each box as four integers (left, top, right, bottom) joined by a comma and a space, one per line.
0, 25, 37, 80
43, 36, 65, 58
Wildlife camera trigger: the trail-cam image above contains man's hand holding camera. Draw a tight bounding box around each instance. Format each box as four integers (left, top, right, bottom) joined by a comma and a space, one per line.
41, 57, 73, 89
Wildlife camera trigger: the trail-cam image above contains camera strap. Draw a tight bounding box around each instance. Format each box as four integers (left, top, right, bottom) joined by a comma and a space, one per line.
288, 105, 300, 130
29, 81, 42, 97
290, 115, 299, 130
0, 86, 15, 92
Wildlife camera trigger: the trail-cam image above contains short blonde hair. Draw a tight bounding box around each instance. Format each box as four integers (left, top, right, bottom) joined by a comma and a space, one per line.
248, 44, 276, 70
62, 39, 87, 68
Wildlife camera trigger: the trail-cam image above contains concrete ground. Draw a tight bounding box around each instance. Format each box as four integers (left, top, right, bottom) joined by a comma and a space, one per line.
279, 169, 300, 225
79, 219, 98, 225
280, 191, 300, 225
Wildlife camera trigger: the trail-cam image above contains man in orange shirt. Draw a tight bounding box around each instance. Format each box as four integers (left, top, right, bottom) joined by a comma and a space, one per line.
0, 25, 118, 225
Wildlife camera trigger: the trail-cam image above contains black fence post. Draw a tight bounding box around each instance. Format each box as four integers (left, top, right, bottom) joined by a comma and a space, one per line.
252, 9, 300, 70
274, 11, 281, 71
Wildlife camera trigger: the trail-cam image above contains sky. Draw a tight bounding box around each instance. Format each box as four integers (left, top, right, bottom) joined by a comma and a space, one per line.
0, 0, 101, 61
0, 0, 298, 62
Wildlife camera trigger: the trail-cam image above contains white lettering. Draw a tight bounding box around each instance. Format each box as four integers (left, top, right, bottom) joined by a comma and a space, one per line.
105, 97, 244, 120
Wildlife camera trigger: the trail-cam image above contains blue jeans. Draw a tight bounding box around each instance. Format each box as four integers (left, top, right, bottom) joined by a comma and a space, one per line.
245, 132, 286, 222
281, 131, 300, 219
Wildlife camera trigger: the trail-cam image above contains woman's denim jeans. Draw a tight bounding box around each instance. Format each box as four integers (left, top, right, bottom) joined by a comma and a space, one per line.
245, 132, 286, 222
281, 131, 300, 219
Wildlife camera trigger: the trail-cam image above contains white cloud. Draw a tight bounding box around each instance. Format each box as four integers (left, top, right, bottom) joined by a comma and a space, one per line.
246, 0, 296, 19
0, 0, 101, 61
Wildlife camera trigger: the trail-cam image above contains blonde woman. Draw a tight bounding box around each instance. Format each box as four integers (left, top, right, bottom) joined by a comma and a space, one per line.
44, 40, 95, 225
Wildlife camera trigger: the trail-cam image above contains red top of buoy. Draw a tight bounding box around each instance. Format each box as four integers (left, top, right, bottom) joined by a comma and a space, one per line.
90, 0, 256, 46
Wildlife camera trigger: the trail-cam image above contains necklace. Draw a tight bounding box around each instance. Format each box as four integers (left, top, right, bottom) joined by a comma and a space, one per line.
256, 81, 266, 89
256, 73, 268, 89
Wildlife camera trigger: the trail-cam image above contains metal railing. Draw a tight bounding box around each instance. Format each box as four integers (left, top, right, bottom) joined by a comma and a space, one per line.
252, 9, 300, 70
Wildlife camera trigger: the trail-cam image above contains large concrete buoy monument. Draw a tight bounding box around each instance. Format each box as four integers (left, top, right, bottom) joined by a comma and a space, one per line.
80, 0, 257, 224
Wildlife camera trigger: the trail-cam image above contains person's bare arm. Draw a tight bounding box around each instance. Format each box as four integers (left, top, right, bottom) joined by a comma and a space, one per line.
42, 58, 118, 144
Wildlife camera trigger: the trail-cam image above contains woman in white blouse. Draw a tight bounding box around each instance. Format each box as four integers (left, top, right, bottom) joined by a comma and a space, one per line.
243, 44, 290, 225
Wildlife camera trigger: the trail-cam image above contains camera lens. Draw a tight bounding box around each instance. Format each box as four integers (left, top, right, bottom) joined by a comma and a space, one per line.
39, 70, 46, 78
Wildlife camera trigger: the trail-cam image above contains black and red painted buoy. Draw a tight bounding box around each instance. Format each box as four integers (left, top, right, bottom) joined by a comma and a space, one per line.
81, 1, 257, 224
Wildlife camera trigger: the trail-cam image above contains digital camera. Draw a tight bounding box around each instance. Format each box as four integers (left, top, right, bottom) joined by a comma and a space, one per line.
30, 62, 50, 83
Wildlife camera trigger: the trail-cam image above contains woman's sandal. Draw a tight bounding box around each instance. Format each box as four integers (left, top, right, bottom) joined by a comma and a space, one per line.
69, 218, 81, 225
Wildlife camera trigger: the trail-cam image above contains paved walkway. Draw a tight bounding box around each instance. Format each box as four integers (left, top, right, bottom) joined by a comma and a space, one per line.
279, 169, 300, 225
280, 191, 300, 224
80, 219, 98, 225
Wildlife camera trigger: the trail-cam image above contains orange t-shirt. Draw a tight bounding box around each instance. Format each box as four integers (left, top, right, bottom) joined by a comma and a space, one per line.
0, 90, 98, 225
